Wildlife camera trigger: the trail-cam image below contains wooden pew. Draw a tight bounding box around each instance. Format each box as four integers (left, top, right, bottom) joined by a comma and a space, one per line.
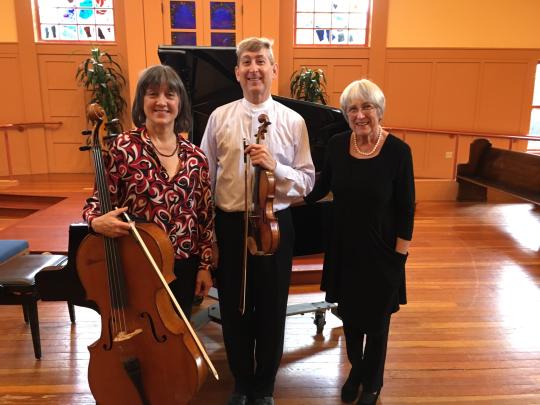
456, 138, 540, 204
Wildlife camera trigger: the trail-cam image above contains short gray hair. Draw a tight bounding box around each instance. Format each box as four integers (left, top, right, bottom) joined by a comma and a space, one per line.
340, 79, 385, 118
236, 37, 275, 65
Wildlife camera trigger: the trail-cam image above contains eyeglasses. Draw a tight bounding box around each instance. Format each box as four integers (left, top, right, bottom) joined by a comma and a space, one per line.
347, 103, 377, 115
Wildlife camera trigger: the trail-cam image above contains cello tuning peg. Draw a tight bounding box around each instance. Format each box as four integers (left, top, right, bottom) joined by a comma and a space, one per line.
103, 134, 118, 142
79, 146, 91, 151
81, 129, 92, 135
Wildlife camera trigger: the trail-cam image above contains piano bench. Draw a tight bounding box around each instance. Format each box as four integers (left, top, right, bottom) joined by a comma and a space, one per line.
0, 240, 29, 264
0, 254, 69, 359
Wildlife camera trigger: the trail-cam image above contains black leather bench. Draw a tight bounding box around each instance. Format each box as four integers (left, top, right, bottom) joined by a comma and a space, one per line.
456, 138, 540, 205
0, 254, 70, 359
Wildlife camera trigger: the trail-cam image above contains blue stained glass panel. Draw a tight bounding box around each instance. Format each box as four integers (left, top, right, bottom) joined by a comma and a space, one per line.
59, 8, 77, 24
170, 1, 196, 29
59, 25, 78, 40
78, 0, 93, 7
78, 9, 95, 24
211, 32, 235, 47
172, 32, 197, 46
210, 2, 235, 29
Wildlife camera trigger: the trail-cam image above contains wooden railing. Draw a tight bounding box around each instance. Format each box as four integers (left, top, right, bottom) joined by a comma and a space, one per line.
382, 126, 540, 179
0, 121, 63, 131
384, 126, 540, 142
1, 121, 63, 176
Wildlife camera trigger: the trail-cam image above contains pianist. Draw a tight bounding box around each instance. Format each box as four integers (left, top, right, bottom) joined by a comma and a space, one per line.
200, 37, 315, 405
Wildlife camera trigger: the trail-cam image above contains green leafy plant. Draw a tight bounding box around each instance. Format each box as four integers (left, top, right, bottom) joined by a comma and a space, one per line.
76, 48, 127, 131
289, 67, 328, 105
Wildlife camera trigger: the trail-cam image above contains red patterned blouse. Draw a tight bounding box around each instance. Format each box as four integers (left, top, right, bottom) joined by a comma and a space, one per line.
82, 128, 214, 271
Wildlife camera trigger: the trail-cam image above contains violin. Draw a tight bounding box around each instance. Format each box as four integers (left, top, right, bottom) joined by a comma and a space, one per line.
239, 114, 280, 314
247, 114, 280, 255
77, 104, 218, 404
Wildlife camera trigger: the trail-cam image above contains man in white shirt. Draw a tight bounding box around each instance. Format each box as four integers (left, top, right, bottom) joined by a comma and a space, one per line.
200, 37, 315, 405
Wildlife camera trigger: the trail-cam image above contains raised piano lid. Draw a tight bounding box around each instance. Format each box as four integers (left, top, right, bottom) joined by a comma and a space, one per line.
157, 45, 349, 172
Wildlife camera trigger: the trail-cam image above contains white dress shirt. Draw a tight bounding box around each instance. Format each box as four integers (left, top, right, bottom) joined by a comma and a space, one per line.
200, 97, 315, 212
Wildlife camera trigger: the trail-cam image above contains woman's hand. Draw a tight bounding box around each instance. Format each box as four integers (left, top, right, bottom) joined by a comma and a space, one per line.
395, 237, 410, 255
195, 269, 213, 297
90, 207, 131, 238
245, 143, 276, 171
211, 242, 219, 269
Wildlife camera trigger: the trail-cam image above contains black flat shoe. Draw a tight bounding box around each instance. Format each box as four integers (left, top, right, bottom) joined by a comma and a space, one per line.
356, 389, 380, 405
341, 373, 361, 403
228, 393, 248, 405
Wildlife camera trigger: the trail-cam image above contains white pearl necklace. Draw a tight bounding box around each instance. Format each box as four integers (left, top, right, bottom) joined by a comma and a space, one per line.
352, 126, 383, 156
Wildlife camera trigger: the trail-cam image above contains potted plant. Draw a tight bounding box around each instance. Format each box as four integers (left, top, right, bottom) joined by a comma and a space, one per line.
289, 67, 328, 105
76, 47, 127, 134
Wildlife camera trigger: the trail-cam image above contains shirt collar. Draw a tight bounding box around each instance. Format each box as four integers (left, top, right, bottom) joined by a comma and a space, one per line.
241, 96, 273, 113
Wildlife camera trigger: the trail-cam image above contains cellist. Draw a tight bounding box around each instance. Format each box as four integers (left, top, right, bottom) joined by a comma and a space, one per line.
200, 37, 315, 405
82, 64, 214, 318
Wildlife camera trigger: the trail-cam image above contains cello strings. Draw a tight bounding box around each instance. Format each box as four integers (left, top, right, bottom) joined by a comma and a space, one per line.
94, 145, 127, 335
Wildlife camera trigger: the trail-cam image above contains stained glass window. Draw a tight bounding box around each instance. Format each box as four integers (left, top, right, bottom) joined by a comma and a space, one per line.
34, 0, 115, 42
295, 0, 370, 45
170, 0, 197, 46
171, 1, 196, 29
168, 0, 237, 47
211, 32, 235, 47
172, 32, 197, 46
210, 2, 235, 29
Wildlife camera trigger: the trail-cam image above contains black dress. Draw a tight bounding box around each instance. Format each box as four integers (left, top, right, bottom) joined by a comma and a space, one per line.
305, 132, 415, 333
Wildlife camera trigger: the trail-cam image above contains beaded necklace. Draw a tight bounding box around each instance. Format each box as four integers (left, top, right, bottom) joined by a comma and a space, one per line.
352, 126, 383, 156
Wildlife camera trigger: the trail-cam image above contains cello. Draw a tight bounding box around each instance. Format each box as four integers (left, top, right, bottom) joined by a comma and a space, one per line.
77, 104, 218, 404
239, 113, 280, 314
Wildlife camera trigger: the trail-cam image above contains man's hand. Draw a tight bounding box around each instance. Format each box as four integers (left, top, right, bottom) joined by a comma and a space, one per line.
245, 143, 276, 171
90, 207, 131, 238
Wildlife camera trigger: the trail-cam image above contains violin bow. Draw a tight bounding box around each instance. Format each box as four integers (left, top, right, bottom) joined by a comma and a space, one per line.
240, 138, 250, 315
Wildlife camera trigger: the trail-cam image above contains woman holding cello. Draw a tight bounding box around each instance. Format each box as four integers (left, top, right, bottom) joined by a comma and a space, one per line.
83, 64, 213, 317
80, 64, 217, 404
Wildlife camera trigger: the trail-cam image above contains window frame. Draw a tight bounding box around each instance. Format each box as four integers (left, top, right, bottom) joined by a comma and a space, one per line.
32, 0, 117, 43
293, 0, 372, 47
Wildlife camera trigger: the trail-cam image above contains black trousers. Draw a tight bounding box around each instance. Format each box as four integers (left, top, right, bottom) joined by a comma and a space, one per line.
342, 315, 391, 393
215, 208, 294, 398
168, 256, 200, 319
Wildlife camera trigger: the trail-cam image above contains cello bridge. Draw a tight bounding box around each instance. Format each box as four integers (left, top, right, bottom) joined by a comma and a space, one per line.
113, 328, 143, 342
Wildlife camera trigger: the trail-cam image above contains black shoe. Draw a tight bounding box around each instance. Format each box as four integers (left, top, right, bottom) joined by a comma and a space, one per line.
253, 397, 274, 405
356, 389, 380, 405
341, 371, 361, 403
228, 393, 248, 405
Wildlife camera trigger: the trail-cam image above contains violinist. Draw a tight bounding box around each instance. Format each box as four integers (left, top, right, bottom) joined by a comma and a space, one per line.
82, 64, 214, 318
200, 37, 315, 405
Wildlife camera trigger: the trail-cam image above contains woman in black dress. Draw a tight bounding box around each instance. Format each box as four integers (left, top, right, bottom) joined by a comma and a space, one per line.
305, 79, 415, 405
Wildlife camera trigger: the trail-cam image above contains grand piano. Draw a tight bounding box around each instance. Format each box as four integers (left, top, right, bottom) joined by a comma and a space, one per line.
35, 46, 349, 321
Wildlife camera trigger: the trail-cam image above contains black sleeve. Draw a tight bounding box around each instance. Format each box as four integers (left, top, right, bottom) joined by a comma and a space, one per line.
304, 136, 334, 204
394, 142, 415, 240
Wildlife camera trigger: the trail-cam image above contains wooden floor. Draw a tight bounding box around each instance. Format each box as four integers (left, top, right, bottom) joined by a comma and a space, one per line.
0, 175, 539, 404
